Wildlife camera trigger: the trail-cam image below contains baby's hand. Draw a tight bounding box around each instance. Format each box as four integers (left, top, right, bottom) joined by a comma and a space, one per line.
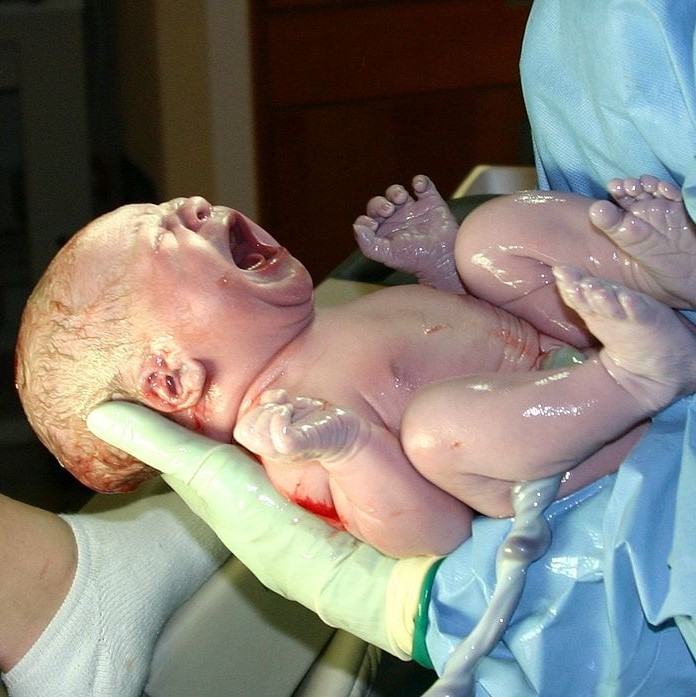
234, 389, 367, 463
353, 175, 464, 293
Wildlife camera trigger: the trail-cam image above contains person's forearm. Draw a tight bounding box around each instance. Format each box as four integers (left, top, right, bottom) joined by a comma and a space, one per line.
0, 494, 77, 671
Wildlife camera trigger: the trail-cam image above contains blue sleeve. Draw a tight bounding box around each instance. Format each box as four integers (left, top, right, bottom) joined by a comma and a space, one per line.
520, 0, 696, 221
425, 396, 696, 695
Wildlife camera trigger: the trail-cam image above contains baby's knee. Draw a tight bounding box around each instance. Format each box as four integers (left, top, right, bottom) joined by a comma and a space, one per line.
401, 397, 516, 516
401, 401, 434, 473
455, 197, 514, 266
455, 195, 539, 297
401, 385, 472, 483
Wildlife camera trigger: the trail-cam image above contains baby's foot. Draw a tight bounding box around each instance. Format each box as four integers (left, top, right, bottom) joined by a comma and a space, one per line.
589, 174, 696, 308
353, 175, 464, 292
553, 265, 696, 412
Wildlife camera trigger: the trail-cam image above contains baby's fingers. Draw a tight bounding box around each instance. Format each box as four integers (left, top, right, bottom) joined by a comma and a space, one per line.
258, 388, 289, 406
234, 403, 292, 456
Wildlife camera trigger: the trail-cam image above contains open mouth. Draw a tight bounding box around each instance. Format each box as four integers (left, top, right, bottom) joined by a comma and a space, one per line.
229, 215, 280, 271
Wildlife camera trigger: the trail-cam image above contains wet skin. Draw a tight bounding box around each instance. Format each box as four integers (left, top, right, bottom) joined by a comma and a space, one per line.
20, 178, 696, 558
22, 196, 570, 556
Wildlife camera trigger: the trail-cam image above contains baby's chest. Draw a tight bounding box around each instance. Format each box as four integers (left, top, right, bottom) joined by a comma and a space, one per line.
294, 308, 511, 430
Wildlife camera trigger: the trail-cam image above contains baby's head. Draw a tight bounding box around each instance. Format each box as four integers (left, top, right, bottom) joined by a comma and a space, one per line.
16, 197, 314, 492
16, 204, 159, 491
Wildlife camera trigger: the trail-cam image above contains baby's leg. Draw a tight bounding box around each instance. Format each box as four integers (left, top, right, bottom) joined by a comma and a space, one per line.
402, 268, 696, 516
454, 190, 607, 346
353, 175, 464, 292
590, 175, 696, 308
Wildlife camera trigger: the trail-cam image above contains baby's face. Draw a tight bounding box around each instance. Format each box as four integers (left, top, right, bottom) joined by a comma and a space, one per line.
87, 196, 315, 344
19, 196, 316, 496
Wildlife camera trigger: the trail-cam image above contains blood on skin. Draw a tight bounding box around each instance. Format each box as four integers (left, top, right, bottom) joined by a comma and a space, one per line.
191, 412, 206, 433
242, 451, 344, 528
292, 495, 345, 530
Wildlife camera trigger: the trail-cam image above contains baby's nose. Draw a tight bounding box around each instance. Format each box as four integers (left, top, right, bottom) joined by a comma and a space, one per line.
176, 196, 213, 230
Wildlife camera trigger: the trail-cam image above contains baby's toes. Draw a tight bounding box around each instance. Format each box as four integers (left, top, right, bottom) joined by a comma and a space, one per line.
620, 177, 644, 198
552, 265, 586, 306
606, 178, 626, 200
607, 177, 636, 202
637, 174, 660, 195
635, 174, 683, 202
656, 179, 683, 202
553, 266, 627, 321
608, 176, 650, 204
589, 200, 624, 232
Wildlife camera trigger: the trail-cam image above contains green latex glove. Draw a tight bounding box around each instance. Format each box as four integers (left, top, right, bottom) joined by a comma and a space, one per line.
87, 401, 437, 658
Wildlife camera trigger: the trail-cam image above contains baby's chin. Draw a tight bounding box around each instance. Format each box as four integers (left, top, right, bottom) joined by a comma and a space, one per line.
69, 458, 159, 494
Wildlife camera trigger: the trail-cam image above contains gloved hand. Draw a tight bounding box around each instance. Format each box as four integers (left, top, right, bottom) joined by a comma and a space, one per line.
87, 401, 437, 659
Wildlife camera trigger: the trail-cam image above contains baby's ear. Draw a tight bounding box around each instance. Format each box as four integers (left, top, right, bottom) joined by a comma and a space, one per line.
137, 348, 207, 413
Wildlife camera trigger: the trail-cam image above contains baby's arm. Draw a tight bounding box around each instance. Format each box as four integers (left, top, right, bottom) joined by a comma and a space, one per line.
234, 389, 472, 558
353, 175, 465, 293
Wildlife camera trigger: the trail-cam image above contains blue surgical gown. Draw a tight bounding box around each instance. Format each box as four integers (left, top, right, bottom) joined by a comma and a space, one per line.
424, 2, 696, 691
520, 0, 696, 222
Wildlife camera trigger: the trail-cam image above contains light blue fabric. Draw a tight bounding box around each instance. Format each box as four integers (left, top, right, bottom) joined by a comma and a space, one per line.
519, 0, 696, 222
426, 396, 696, 695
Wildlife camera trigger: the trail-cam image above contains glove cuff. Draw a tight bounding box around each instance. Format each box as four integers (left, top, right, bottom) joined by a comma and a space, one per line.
385, 556, 442, 662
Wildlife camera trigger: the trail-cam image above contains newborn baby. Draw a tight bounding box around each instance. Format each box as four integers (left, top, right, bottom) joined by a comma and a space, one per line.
16, 174, 696, 557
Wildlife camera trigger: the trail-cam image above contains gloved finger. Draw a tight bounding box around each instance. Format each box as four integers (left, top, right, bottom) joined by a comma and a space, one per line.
86, 401, 240, 482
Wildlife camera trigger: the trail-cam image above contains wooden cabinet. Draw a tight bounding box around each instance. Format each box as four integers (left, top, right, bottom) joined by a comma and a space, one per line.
252, 0, 533, 280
